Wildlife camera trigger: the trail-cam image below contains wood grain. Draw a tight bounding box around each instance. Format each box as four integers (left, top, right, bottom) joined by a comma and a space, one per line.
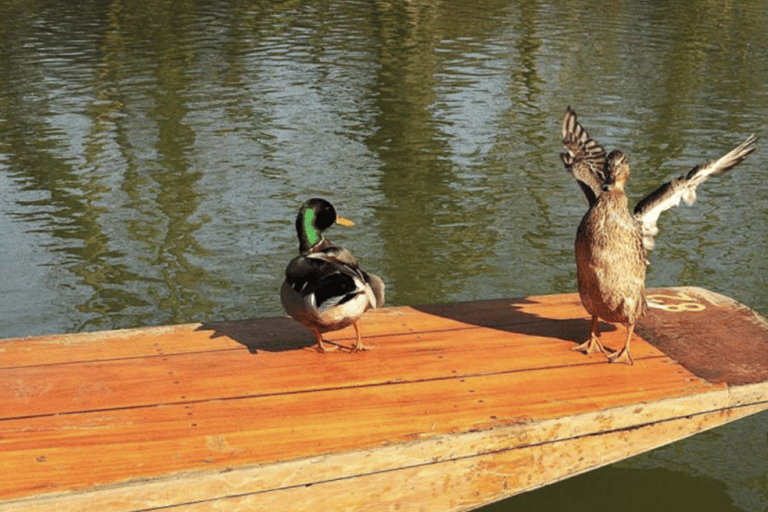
1, 287, 767, 511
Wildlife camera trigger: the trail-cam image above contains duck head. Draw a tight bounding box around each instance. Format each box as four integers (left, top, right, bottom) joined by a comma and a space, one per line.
603, 150, 630, 191
295, 198, 354, 253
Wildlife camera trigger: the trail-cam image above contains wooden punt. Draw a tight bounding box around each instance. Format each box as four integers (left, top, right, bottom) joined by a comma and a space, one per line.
1, 286, 767, 511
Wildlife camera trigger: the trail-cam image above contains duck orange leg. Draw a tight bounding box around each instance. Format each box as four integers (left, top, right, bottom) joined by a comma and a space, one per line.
607, 322, 635, 365
312, 329, 339, 353
349, 321, 374, 353
572, 315, 608, 355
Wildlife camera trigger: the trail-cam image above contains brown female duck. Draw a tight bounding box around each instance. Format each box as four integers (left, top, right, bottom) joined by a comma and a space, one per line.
561, 107, 756, 364
281, 198, 385, 353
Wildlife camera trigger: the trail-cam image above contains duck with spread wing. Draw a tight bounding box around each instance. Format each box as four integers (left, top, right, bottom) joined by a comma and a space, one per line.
561, 107, 756, 364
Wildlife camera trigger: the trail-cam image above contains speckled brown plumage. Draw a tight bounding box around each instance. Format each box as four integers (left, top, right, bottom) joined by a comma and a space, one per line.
573, 150, 647, 364
561, 107, 756, 364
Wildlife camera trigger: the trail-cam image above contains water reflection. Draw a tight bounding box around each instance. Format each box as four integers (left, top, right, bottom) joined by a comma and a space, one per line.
0, 0, 767, 509
370, 0, 458, 305
2, 0, 765, 333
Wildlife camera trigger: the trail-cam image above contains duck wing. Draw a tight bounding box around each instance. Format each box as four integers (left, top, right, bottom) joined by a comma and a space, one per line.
285, 246, 387, 311
320, 246, 385, 308
561, 106, 607, 206
633, 134, 757, 251
361, 270, 385, 308
285, 248, 363, 301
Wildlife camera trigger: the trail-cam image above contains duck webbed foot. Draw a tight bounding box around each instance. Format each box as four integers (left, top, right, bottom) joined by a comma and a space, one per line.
348, 322, 375, 353
571, 315, 607, 355
606, 346, 633, 365
571, 335, 607, 355
312, 330, 340, 353
606, 323, 635, 365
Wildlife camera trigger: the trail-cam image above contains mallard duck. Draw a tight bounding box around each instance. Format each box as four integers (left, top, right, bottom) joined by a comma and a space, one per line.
561, 106, 756, 364
281, 198, 385, 353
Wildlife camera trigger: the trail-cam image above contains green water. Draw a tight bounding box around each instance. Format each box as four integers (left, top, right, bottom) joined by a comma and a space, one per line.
1, 0, 766, 509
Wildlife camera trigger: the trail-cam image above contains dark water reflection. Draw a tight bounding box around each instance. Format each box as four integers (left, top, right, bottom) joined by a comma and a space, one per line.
1, 0, 766, 509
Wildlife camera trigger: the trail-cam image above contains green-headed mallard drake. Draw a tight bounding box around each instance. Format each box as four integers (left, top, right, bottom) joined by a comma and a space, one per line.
561, 106, 756, 365
281, 198, 385, 353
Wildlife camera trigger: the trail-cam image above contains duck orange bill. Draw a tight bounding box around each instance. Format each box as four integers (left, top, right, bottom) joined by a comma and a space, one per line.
336, 216, 355, 227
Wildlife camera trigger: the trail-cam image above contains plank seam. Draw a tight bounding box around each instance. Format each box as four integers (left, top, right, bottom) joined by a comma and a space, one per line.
47, 398, 768, 512
0, 355, 672, 422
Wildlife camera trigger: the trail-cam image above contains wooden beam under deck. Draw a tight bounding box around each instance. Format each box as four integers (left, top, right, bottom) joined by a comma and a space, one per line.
1, 287, 767, 511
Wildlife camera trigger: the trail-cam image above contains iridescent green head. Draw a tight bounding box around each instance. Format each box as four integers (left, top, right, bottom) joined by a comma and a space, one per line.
295, 198, 354, 253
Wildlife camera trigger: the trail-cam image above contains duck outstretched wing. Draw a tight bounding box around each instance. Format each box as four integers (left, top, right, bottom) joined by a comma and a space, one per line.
561, 106, 607, 206
633, 134, 757, 250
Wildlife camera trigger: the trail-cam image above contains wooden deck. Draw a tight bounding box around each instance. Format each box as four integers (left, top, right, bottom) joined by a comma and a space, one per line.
1, 287, 767, 511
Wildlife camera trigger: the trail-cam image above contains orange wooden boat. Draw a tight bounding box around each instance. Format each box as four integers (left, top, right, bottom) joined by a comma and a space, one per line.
1, 287, 767, 511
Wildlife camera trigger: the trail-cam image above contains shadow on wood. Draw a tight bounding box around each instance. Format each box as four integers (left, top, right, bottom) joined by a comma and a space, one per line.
197, 295, 620, 355
411, 295, 618, 346
196, 315, 317, 353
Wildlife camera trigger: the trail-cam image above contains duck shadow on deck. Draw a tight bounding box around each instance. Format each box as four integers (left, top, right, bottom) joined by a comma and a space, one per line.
196, 316, 319, 353
195, 288, 768, 388
195, 295, 619, 354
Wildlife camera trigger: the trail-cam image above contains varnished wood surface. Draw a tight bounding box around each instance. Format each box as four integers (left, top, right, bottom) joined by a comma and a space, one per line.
1, 287, 767, 511
639, 289, 768, 385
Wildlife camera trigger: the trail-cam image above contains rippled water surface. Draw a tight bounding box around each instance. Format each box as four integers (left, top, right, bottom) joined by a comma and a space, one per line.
1, 0, 767, 510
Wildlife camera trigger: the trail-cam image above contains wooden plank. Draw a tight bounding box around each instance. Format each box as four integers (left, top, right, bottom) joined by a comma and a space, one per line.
1, 287, 767, 511
0, 293, 589, 368
4, 395, 766, 512
0, 357, 713, 498
0, 320, 667, 420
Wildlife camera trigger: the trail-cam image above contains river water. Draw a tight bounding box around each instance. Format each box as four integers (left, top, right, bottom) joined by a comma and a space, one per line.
1, 0, 766, 509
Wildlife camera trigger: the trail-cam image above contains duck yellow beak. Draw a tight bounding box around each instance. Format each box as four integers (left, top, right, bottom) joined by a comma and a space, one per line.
336, 216, 355, 227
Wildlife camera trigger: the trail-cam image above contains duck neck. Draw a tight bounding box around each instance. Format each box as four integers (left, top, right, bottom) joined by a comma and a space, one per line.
298, 209, 323, 253
602, 180, 625, 193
